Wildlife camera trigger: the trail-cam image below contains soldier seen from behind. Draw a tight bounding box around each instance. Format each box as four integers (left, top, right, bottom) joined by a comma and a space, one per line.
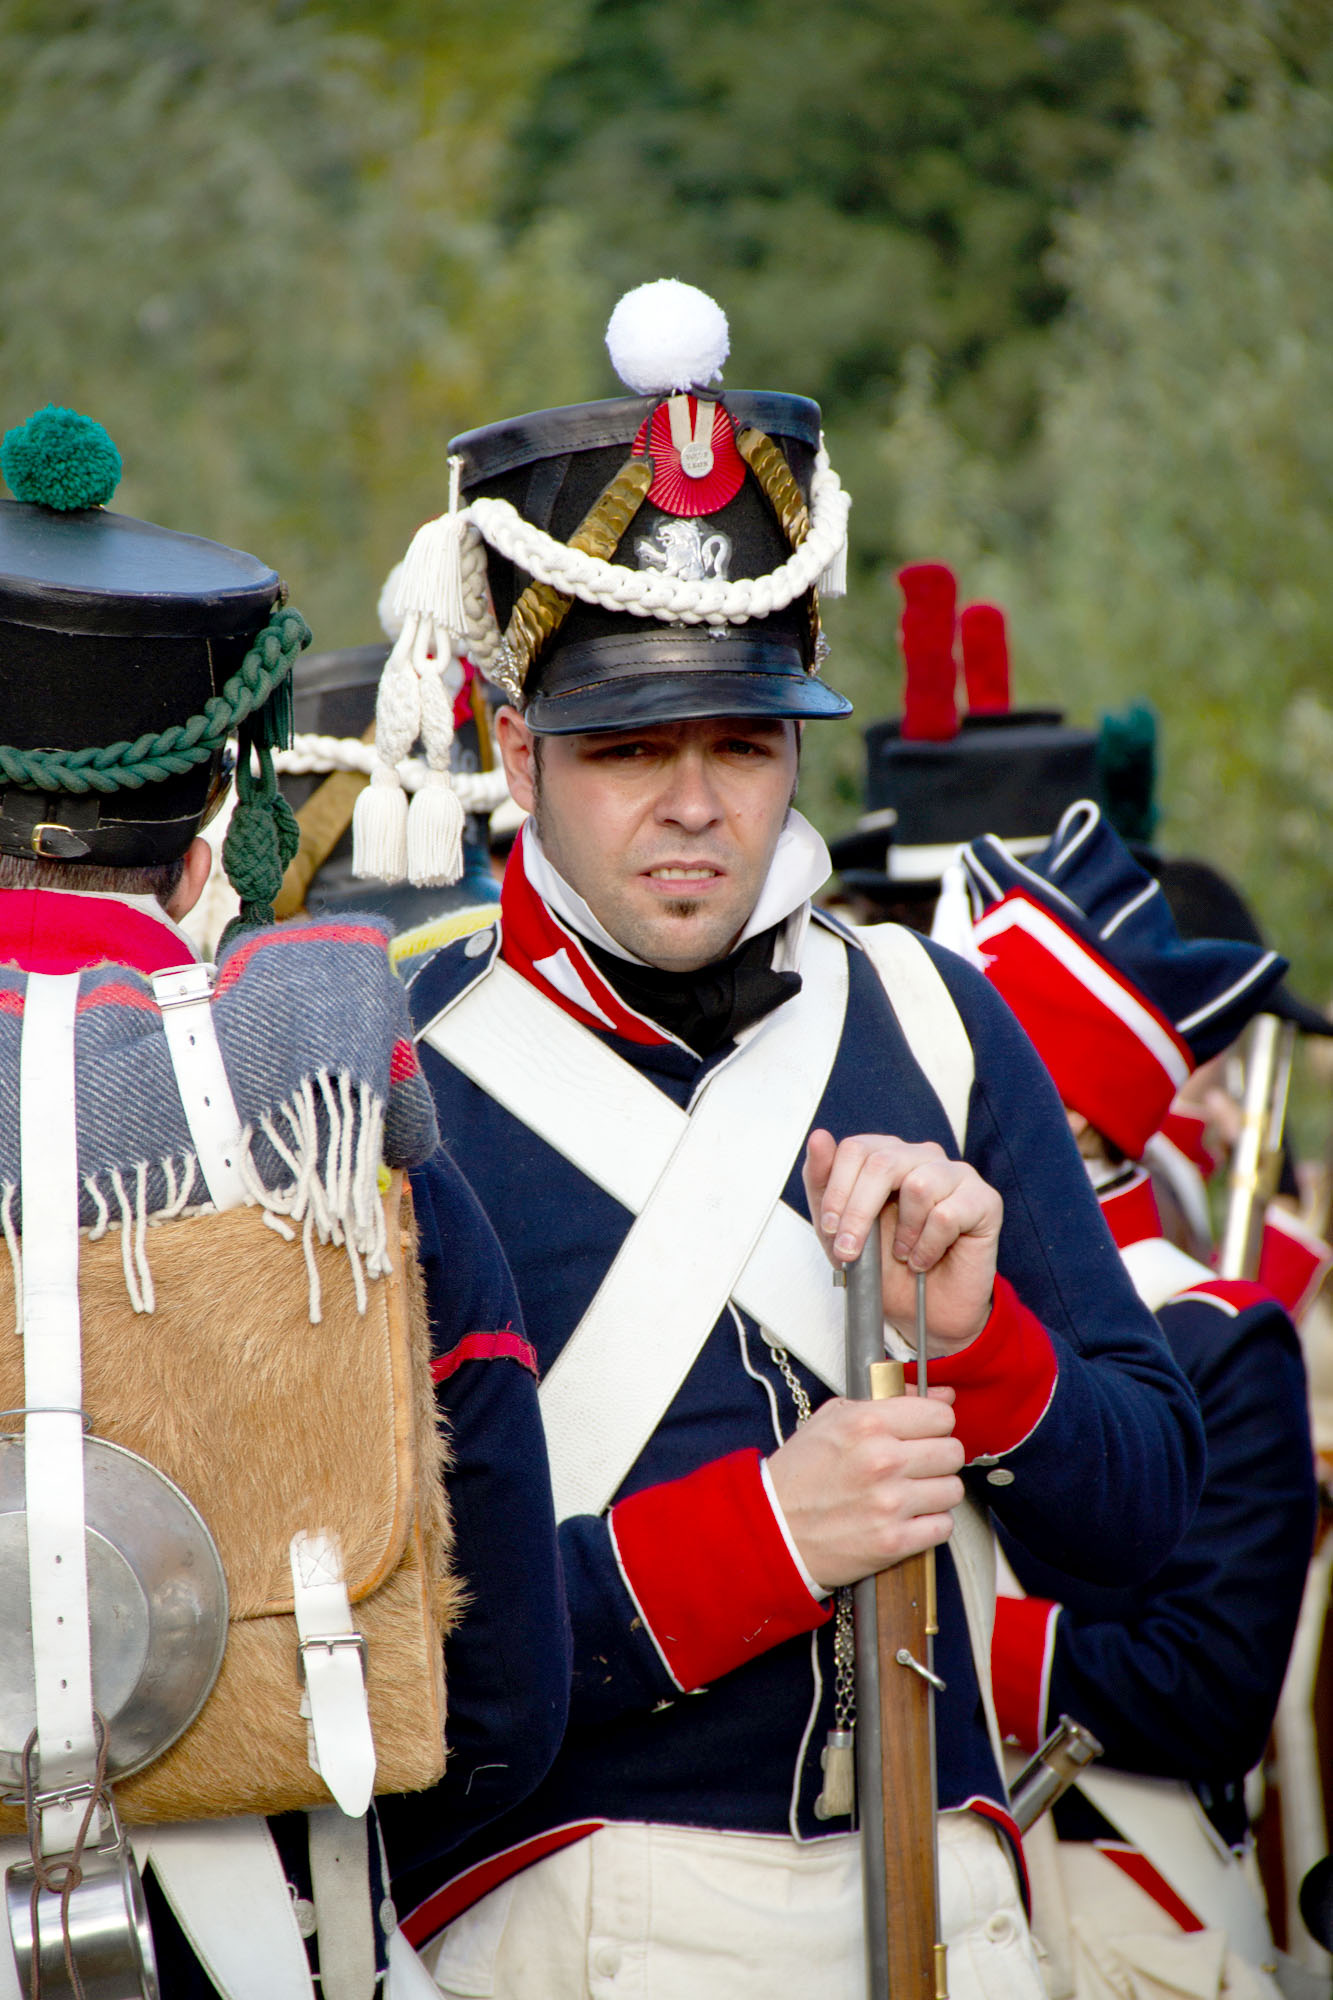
0, 406, 567, 1999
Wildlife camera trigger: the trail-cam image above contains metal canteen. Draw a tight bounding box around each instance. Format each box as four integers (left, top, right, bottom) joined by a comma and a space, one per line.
0, 1435, 228, 1790
6, 1806, 158, 2000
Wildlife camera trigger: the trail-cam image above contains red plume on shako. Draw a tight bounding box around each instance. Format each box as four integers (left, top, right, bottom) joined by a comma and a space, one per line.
832, 562, 1101, 921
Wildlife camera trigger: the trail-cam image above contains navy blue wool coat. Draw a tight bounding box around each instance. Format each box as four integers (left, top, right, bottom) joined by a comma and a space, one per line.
995, 1257, 1315, 1852
396, 912, 1204, 1937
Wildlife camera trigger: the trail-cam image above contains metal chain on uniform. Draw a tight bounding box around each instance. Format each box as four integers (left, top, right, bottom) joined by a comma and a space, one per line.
763, 1335, 857, 1821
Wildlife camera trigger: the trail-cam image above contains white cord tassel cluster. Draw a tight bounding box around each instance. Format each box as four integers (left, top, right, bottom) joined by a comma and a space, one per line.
353, 457, 470, 886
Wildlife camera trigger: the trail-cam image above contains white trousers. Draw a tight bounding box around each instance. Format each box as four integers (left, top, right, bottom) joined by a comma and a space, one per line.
1022, 1823, 1283, 2000
424, 1811, 1045, 2000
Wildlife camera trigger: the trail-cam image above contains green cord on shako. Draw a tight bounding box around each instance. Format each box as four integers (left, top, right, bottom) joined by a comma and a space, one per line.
0, 406, 310, 940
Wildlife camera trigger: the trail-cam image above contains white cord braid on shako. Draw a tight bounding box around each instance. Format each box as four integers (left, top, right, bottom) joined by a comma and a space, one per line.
277, 735, 511, 812
467, 443, 849, 631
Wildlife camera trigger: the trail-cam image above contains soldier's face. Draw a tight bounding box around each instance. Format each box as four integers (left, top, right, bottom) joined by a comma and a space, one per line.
496, 711, 800, 972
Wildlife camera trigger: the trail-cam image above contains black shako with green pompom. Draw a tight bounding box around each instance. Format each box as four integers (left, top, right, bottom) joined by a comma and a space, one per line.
0, 405, 310, 931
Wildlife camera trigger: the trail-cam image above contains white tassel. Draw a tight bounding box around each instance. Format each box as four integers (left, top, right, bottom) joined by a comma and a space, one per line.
393, 456, 469, 640
407, 772, 467, 886
352, 765, 410, 882
818, 535, 848, 599
377, 560, 406, 641
354, 612, 423, 881
930, 858, 985, 967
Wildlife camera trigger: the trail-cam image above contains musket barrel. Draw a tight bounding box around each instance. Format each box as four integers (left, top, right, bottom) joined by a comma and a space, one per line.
1219, 1013, 1295, 1279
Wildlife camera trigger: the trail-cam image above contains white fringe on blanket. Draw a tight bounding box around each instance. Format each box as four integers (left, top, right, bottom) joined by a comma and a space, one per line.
0, 1070, 389, 1334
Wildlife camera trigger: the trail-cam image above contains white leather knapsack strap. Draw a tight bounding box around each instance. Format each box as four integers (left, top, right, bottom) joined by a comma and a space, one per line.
537, 924, 849, 1520
857, 923, 973, 1150
20, 970, 99, 1855
133, 1820, 317, 2000
307, 1807, 377, 2000
151, 962, 248, 1212
290, 1530, 376, 1819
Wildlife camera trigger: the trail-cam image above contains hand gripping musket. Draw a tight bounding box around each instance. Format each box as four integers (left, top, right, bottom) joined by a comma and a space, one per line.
842, 1223, 948, 2000
1218, 1012, 1296, 1280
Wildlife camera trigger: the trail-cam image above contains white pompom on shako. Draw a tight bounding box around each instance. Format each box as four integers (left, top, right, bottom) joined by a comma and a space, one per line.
605, 279, 730, 397
353, 275, 854, 882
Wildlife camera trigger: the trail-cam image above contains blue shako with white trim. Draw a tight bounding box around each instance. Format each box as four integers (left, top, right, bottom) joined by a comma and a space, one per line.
962, 801, 1286, 1062
960, 803, 1286, 1163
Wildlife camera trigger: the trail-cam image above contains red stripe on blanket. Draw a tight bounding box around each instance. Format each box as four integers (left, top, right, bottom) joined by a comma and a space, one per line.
80, 981, 159, 1013
214, 922, 389, 992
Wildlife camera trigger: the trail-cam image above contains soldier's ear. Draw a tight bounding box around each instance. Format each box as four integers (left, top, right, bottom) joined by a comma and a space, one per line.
495, 707, 540, 815
166, 837, 214, 921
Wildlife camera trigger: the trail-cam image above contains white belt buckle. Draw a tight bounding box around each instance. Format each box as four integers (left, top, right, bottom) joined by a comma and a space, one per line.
289, 1534, 376, 1820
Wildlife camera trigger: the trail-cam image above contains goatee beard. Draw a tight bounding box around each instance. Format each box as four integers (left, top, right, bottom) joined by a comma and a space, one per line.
663, 898, 703, 921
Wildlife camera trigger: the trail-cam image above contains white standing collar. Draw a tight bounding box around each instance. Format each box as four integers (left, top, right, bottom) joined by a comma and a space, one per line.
522, 809, 832, 970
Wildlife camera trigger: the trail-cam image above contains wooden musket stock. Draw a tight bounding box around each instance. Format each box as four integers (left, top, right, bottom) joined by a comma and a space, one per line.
845, 1225, 947, 2000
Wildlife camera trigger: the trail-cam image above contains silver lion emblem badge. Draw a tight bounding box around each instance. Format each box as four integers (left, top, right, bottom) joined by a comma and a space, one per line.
635, 520, 732, 582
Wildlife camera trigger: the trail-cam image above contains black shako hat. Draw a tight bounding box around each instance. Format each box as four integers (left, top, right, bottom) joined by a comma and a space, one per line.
0, 405, 293, 869
831, 563, 1099, 898
352, 281, 852, 890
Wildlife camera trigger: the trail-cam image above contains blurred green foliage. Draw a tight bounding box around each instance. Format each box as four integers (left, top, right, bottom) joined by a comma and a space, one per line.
0, 0, 593, 638
881, 6, 1333, 1007
1, 0, 1331, 1016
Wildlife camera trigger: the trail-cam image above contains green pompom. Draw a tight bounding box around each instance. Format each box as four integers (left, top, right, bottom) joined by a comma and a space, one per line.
1, 404, 122, 511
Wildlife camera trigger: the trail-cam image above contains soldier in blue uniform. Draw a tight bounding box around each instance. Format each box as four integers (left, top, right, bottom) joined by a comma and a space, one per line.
360, 283, 1205, 2000
959, 805, 1316, 1996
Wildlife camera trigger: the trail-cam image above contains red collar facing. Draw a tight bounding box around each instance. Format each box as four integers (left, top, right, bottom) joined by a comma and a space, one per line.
498, 830, 671, 1046
0, 890, 194, 976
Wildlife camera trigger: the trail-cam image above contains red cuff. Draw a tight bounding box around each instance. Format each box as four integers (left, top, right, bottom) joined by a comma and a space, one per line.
907, 1276, 1058, 1462
1159, 1107, 1217, 1178
609, 1449, 831, 1692
992, 1594, 1060, 1752
1259, 1207, 1333, 1321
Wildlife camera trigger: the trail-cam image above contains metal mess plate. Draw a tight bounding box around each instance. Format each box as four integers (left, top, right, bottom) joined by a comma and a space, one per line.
0, 1436, 228, 1793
